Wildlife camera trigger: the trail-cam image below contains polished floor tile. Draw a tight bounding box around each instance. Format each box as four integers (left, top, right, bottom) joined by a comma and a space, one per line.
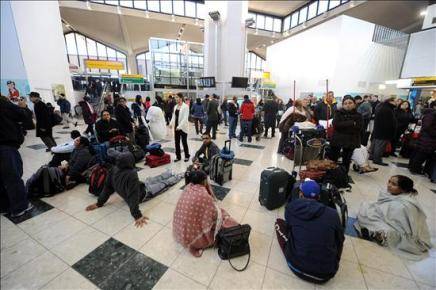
40, 268, 96, 290
4, 198, 54, 224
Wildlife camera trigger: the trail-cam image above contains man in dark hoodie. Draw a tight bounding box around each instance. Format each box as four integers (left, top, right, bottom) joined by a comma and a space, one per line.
85, 152, 149, 227
275, 179, 344, 283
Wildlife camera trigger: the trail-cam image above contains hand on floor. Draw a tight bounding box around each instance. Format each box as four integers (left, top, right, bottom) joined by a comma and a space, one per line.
135, 216, 149, 228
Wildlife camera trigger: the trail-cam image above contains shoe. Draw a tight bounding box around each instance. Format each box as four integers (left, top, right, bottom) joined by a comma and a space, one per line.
62, 126, 69, 129
174, 159, 181, 163
45, 148, 51, 152
272, 135, 275, 138
10, 203, 34, 218
239, 138, 243, 142
74, 122, 78, 127
248, 139, 252, 143
390, 153, 398, 157
373, 161, 388, 166
184, 157, 190, 162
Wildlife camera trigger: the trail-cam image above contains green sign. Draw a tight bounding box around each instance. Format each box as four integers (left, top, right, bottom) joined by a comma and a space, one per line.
121, 74, 144, 84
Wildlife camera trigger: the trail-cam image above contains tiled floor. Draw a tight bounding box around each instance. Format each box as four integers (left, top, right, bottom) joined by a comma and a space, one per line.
1, 121, 435, 290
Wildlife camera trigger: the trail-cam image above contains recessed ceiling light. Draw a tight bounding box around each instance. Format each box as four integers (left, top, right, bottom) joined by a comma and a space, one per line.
420, 10, 427, 17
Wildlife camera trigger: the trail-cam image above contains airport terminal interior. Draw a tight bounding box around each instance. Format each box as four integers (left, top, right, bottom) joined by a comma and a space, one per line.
1, 0, 435, 290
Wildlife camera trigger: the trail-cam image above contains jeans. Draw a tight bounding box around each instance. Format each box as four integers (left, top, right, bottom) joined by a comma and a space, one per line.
265, 124, 276, 138
165, 113, 172, 125
193, 117, 204, 134
223, 111, 228, 126
206, 120, 218, 139
328, 146, 354, 173
40, 135, 57, 149
175, 129, 190, 160
228, 116, 238, 139
0, 145, 29, 215
239, 120, 252, 142
409, 149, 433, 174
369, 139, 388, 163
85, 123, 94, 135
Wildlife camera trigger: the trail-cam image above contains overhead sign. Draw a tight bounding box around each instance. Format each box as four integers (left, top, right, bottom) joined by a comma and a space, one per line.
84, 59, 124, 70
121, 74, 144, 84
263, 72, 271, 79
262, 81, 276, 89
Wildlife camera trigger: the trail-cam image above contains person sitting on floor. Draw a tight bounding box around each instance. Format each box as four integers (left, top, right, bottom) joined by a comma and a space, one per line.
48, 130, 81, 167
95, 110, 121, 143
275, 179, 344, 284
173, 170, 238, 257
60, 136, 92, 189
354, 175, 431, 259
192, 133, 220, 173
85, 152, 149, 228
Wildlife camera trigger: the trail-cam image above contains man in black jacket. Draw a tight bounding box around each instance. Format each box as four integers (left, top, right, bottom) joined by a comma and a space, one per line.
0, 95, 34, 217
29, 92, 57, 151
114, 97, 135, 143
205, 95, 220, 139
314, 91, 337, 123
193, 133, 220, 173
220, 96, 228, 126
263, 98, 279, 138
369, 97, 397, 166
95, 110, 121, 143
62, 136, 92, 189
228, 97, 239, 139
85, 152, 149, 227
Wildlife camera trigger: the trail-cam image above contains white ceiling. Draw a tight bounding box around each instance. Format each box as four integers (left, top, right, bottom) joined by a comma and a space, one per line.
248, 1, 308, 17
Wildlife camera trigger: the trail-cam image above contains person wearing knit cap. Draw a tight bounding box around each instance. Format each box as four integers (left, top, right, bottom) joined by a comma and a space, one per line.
274, 179, 344, 284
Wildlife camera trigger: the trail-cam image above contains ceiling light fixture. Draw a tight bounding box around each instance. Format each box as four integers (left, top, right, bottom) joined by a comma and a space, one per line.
420, 10, 427, 17
262, 44, 266, 47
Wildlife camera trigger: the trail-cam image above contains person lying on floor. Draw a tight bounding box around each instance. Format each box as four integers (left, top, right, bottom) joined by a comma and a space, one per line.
48, 130, 81, 167
275, 179, 344, 284
85, 152, 149, 228
59, 136, 92, 189
192, 133, 220, 173
354, 175, 431, 259
173, 170, 238, 257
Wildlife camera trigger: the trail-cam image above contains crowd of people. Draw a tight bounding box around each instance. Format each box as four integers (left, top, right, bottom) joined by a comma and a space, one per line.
0, 88, 434, 285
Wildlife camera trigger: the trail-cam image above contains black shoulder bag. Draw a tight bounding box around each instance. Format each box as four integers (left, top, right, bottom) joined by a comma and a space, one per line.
216, 224, 251, 271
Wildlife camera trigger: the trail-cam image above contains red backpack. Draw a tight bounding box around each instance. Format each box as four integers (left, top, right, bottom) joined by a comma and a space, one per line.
88, 165, 110, 196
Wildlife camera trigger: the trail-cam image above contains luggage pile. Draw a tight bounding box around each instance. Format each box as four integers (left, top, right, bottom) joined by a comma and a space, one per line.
299, 159, 337, 182
210, 140, 234, 185
259, 167, 296, 210
145, 143, 171, 168
26, 166, 65, 198
107, 135, 145, 163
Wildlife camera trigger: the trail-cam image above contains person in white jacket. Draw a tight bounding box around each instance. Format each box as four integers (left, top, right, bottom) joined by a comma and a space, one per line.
146, 104, 167, 141
48, 130, 81, 167
170, 93, 190, 162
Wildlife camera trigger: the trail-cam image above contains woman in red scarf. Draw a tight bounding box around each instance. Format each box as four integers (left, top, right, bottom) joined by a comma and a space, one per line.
173, 170, 238, 257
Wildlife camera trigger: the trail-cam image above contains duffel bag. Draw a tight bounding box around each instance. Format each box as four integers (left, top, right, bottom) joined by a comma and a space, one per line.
306, 159, 337, 171
130, 145, 145, 162
299, 169, 326, 181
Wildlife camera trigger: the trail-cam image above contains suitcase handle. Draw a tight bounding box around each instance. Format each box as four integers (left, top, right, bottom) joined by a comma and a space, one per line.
224, 140, 231, 151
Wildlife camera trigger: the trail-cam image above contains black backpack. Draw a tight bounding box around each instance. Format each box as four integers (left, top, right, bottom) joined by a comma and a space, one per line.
135, 125, 150, 150
319, 183, 348, 228
26, 166, 65, 197
323, 165, 350, 189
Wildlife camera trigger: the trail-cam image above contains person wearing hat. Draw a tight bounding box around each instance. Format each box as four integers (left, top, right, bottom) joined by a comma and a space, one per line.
274, 179, 344, 284
29, 91, 57, 151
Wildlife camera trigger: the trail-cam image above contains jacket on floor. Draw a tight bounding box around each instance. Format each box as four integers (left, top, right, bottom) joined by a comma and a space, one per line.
372, 102, 397, 140
331, 108, 363, 149
285, 198, 344, 280
97, 152, 143, 219
240, 100, 255, 121
115, 104, 134, 134
0, 97, 34, 148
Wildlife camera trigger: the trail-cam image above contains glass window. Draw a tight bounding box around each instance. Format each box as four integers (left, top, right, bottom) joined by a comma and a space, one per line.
133, 0, 146, 9
160, 0, 172, 14
97, 43, 107, 59
76, 34, 87, 55
248, 13, 256, 28
256, 14, 265, 29
147, 0, 160, 11
91, 0, 104, 3
341, 0, 349, 3
86, 38, 97, 56
329, 0, 341, 9
291, 12, 299, 28
107, 47, 117, 58
137, 53, 146, 60
196, 2, 205, 19
119, 0, 133, 7
299, 6, 307, 24
173, 0, 184, 15
116, 51, 126, 60
65, 33, 77, 55
185, 1, 196, 17
318, 0, 328, 14
308, 1, 318, 19
105, 0, 119, 5
265, 16, 273, 31
283, 16, 290, 31
273, 18, 282, 32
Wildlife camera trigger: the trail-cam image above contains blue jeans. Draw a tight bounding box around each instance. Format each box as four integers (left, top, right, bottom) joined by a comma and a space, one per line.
228, 116, 238, 139
0, 145, 29, 215
223, 111, 228, 125
239, 120, 252, 142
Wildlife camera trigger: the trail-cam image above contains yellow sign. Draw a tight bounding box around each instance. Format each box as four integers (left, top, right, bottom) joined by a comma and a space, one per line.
85, 59, 124, 70
121, 74, 144, 79
413, 76, 436, 82
263, 72, 271, 79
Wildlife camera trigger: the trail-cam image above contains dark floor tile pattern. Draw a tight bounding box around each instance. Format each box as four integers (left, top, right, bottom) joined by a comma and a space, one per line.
240, 144, 265, 149
345, 216, 359, 238
391, 162, 409, 168
233, 158, 253, 166
27, 144, 48, 150
211, 184, 231, 200
4, 198, 54, 224
73, 238, 167, 289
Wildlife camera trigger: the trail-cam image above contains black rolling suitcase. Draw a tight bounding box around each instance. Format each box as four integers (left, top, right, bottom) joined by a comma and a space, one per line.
259, 167, 295, 210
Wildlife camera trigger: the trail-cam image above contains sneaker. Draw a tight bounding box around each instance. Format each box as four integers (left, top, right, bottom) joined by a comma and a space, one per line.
373, 161, 388, 166
10, 203, 34, 218
184, 155, 191, 162
174, 158, 181, 163
74, 122, 78, 127
45, 148, 51, 152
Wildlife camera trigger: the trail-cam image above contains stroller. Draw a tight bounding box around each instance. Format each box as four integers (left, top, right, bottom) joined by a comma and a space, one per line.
252, 112, 264, 141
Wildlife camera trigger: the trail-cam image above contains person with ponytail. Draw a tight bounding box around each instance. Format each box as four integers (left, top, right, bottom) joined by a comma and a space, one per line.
355, 175, 431, 259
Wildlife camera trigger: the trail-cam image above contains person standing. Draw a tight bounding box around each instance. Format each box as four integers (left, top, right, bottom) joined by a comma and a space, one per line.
369, 97, 397, 166
114, 97, 135, 143
131, 95, 144, 124
29, 92, 57, 151
220, 96, 229, 126
165, 95, 176, 125
146, 103, 167, 140
228, 97, 239, 139
285, 98, 294, 110
314, 91, 337, 123
392, 100, 414, 156
328, 96, 363, 173
56, 93, 72, 129
143, 96, 151, 115
263, 98, 279, 138
205, 94, 220, 140
79, 95, 97, 136
355, 95, 372, 146
202, 95, 210, 125
239, 95, 255, 143
276, 99, 285, 128
191, 98, 205, 135
0, 95, 34, 217
170, 93, 190, 162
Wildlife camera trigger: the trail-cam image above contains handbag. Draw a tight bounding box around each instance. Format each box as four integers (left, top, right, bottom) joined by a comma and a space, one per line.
216, 224, 251, 272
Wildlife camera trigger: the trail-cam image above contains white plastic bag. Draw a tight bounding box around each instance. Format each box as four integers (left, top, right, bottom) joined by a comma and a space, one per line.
351, 145, 368, 167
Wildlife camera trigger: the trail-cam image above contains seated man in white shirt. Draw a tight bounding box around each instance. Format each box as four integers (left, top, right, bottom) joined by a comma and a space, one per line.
48, 130, 81, 167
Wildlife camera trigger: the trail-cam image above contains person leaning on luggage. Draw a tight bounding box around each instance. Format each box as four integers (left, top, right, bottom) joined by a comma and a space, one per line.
192, 133, 220, 173
115, 97, 136, 144
60, 136, 92, 189
48, 130, 81, 167
85, 152, 149, 228
275, 179, 344, 284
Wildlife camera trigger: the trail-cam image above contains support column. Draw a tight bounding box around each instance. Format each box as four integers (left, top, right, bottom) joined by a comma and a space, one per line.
204, 1, 248, 95
127, 53, 138, 75
7, 0, 75, 107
